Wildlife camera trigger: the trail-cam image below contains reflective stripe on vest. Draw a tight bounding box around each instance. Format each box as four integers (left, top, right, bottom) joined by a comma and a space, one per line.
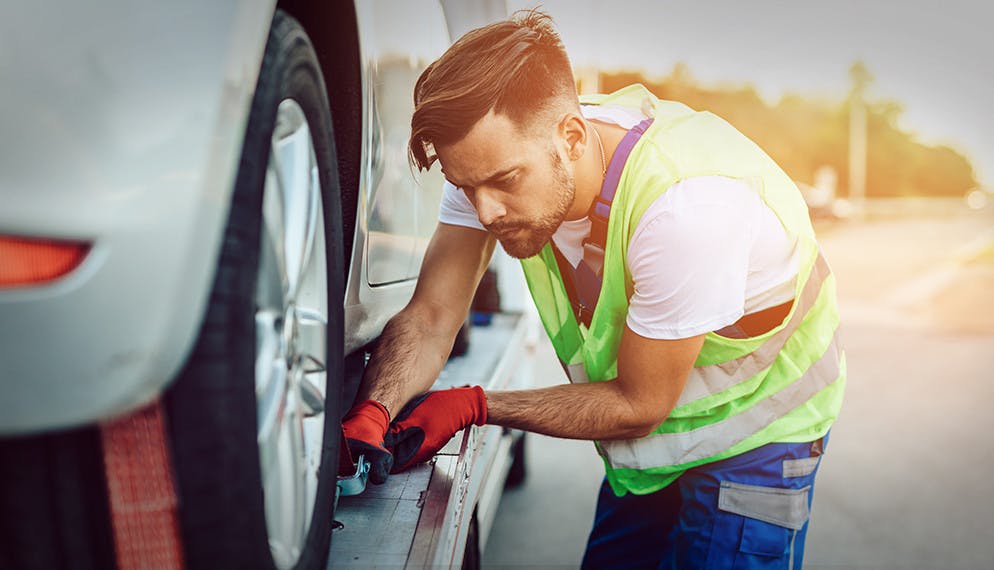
601, 331, 843, 469
567, 362, 589, 383
675, 252, 831, 408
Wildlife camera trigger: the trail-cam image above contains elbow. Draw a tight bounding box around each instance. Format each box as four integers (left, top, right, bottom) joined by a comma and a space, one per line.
608, 425, 654, 440
392, 299, 462, 343
622, 422, 659, 440
605, 381, 676, 440
613, 409, 668, 440
408, 298, 466, 337
628, 425, 656, 439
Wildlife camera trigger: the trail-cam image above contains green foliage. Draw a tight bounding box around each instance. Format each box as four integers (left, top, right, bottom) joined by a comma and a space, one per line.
600, 68, 977, 197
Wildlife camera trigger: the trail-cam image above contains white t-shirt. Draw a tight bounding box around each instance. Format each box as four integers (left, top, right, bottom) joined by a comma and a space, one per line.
438, 106, 799, 340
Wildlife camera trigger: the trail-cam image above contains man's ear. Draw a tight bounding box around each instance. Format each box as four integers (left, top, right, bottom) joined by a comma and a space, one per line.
559, 112, 587, 163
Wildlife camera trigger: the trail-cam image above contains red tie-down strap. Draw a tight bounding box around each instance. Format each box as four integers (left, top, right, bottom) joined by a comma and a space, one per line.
99, 399, 184, 570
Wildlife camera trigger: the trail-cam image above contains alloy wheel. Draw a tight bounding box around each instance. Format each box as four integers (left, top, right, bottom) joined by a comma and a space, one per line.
254, 98, 329, 570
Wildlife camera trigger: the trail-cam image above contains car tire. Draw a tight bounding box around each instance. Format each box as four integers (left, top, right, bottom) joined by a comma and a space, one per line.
450, 316, 472, 358
0, 428, 116, 570
461, 513, 480, 570
504, 433, 527, 489
165, 10, 344, 570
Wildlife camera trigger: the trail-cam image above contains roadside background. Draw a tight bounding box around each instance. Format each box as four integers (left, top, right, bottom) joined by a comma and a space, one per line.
472, 1, 993, 567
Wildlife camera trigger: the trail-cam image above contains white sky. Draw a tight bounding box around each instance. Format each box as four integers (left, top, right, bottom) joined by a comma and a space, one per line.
506, 0, 994, 187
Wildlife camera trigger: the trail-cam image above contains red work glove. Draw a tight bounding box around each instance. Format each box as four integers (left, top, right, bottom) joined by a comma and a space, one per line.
340, 400, 393, 484
385, 386, 488, 473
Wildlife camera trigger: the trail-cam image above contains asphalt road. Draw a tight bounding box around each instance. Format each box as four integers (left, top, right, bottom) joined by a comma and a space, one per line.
482, 200, 994, 569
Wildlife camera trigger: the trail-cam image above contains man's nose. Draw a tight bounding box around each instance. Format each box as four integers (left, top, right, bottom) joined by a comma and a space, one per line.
475, 189, 507, 226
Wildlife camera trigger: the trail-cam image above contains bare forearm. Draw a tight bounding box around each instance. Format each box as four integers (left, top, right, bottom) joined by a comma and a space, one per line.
486, 381, 667, 441
358, 306, 459, 418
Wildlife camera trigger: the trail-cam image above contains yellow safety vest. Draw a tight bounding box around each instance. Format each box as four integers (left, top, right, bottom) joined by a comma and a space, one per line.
519, 85, 845, 496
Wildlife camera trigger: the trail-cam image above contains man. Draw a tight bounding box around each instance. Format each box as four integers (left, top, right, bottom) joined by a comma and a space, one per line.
342, 10, 844, 569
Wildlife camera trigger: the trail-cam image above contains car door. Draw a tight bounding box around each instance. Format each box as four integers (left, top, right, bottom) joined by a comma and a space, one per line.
356, 0, 450, 285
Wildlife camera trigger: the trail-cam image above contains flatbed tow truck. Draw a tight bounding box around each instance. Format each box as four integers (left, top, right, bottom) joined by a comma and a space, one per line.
330, 311, 540, 569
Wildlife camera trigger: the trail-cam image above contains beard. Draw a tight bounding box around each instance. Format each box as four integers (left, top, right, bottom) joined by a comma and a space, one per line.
487, 151, 575, 259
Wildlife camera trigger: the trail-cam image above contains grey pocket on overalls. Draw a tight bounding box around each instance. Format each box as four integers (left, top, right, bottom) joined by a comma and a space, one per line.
717, 481, 811, 558
718, 481, 811, 530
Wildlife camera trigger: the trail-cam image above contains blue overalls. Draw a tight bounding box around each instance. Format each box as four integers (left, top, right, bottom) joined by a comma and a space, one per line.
582, 434, 828, 569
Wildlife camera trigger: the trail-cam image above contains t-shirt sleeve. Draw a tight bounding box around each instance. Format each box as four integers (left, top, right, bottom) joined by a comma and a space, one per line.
625, 177, 756, 339
438, 181, 485, 230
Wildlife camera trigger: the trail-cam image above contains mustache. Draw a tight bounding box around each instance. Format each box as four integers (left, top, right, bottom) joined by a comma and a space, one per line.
485, 221, 527, 235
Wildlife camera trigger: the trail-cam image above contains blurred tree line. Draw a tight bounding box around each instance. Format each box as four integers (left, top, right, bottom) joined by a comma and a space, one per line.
600, 65, 978, 198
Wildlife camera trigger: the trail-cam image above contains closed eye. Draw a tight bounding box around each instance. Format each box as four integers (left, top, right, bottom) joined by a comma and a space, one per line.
496, 174, 517, 190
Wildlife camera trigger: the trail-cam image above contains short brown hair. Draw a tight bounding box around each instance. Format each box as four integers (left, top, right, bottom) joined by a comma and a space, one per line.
409, 10, 577, 171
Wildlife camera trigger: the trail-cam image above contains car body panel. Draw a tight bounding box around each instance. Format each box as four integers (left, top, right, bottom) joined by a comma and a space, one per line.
343, 0, 450, 354
0, 0, 276, 433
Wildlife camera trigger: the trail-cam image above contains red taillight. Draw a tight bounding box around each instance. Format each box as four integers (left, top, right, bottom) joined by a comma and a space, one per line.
0, 235, 90, 288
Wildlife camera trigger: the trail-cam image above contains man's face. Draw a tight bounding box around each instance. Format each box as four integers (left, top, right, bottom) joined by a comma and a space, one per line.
436, 110, 575, 259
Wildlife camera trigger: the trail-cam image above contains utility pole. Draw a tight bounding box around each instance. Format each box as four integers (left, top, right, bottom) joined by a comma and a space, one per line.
576, 66, 601, 95
849, 62, 872, 218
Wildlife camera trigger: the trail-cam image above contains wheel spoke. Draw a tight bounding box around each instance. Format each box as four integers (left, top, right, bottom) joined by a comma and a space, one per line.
286, 382, 308, 557
255, 310, 282, 394
259, 165, 289, 310
294, 307, 326, 418
295, 307, 327, 374
298, 376, 325, 418
300, 153, 320, 297
271, 103, 319, 302
264, 404, 299, 570
257, 364, 288, 474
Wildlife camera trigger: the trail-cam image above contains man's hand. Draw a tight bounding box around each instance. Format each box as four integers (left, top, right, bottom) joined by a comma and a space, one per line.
386, 386, 488, 473
341, 400, 393, 484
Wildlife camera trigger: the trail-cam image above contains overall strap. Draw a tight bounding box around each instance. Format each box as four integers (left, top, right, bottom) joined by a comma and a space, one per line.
570, 118, 654, 327
587, 118, 655, 250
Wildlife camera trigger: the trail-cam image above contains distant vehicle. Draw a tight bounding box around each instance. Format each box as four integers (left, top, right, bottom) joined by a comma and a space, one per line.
0, 2, 508, 569
965, 187, 993, 210
796, 181, 839, 220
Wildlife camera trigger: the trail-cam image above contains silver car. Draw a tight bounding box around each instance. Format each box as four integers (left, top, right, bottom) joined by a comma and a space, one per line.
0, 1, 505, 568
